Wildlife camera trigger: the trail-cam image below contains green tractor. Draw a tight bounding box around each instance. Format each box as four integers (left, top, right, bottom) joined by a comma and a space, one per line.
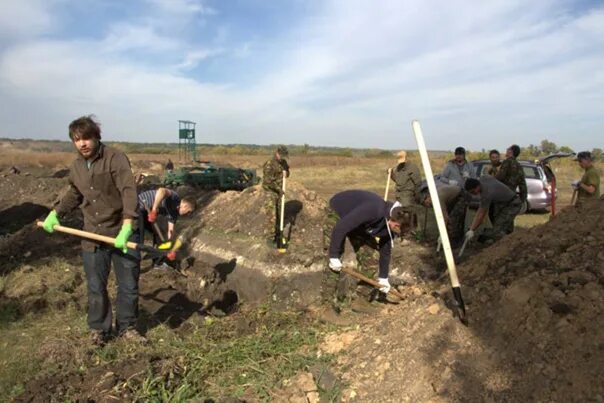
162, 162, 259, 191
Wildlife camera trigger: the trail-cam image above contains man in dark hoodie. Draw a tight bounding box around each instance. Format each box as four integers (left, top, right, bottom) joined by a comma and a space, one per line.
323, 190, 414, 307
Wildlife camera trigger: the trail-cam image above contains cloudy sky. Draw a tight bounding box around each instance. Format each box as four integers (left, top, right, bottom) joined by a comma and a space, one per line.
0, 0, 602, 151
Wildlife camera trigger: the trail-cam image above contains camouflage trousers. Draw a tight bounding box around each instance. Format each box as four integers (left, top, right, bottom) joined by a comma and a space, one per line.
447, 195, 467, 247
321, 207, 380, 309
263, 189, 282, 240
483, 197, 522, 240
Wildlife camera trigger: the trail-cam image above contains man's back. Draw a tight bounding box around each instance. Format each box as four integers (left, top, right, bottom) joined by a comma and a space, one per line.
391, 162, 421, 205
479, 175, 516, 208
579, 165, 601, 200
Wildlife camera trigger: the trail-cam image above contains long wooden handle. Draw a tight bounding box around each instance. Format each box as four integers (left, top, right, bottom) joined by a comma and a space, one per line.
36, 221, 139, 250
570, 189, 577, 206
412, 120, 460, 288
341, 267, 404, 299
279, 171, 287, 233
384, 168, 392, 201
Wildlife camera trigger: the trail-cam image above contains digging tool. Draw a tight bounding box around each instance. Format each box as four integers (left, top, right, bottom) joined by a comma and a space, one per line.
277, 170, 288, 253
570, 188, 578, 206
457, 236, 470, 259
384, 168, 392, 201
341, 267, 404, 300
412, 120, 467, 325
143, 202, 170, 246
36, 221, 165, 258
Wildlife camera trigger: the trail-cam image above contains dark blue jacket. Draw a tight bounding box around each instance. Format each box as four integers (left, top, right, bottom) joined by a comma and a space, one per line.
329, 190, 396, 278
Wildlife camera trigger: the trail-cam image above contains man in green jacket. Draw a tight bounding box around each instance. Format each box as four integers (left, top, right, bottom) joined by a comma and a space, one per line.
390, 150, 421, 208
41, 115, 144, 346
573, 151, 600, 205
496, 144, 528, 205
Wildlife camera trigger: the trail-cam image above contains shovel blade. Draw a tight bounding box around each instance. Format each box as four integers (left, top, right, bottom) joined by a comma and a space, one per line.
452, 286, 468, 326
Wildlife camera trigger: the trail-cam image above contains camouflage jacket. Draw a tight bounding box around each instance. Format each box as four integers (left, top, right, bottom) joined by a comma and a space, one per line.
487, 164, 501, 176
262, 157, 290, 194
496, 157, 527, 201
390, 162, 421, 204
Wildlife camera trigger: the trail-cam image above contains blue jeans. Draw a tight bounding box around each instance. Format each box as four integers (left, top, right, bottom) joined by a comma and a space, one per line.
82, 233, 141, 334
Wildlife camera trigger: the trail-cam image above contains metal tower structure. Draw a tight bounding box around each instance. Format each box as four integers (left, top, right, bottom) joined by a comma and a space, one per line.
178, 120, 197, 162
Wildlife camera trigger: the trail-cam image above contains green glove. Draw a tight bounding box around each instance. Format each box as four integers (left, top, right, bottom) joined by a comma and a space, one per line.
114, 223, 133, 253
42, 210, 60, 233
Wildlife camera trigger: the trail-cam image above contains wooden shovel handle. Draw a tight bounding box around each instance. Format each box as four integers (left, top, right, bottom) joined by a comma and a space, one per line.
36, 221, 139, 250
341, 267, 404, 299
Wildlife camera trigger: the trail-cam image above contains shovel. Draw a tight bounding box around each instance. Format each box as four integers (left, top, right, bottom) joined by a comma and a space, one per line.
36, 221, 166, 258
457, 236, 470, 259
341, 267, 404, 300
412, 120, 467, 325
384, 168, 392, 201
277, 170, 288, 253
570, 188, 578, 206
143, 202, 172, 249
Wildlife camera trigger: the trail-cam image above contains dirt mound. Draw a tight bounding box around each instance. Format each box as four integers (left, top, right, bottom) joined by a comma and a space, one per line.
333, 201, 603, 402
453, 200, 604, 400
200, 182, 324, 246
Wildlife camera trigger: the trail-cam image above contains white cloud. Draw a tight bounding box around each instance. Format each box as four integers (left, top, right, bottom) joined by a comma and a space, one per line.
146, 0, 217, 16
0, 0, 56, 37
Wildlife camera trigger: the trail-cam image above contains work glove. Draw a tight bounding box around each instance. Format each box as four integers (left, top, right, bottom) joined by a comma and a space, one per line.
378, 277, 391, 294
167, 251, 177, 261
328, 258, 343, 272
114, 223, 133, 253
148, 209, 158, 223
464, 230, 475, 241
42, 210, 60, 233
571, 180, 580, 190
449, 179, 458, 186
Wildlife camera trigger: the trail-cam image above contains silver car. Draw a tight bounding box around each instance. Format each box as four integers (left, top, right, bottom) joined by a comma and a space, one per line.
473, 158, 563, 211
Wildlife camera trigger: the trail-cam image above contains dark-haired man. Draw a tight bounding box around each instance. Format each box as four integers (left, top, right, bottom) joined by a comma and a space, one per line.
496, 144, 527, 207
138, 187, 196, 265
487, 149, 502, 176
324, 190, 414, 304
42, 115, 143, 345
572, 151, 600, 205
440, 146, 475, 187
464, 177, 522, 242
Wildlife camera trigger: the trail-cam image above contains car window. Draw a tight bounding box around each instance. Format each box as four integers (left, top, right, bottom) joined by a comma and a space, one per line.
522, 166, 539, 179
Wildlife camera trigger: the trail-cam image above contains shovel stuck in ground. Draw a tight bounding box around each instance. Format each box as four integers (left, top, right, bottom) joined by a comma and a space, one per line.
277, 170, 288, 253
341, 267, 404, 301
412, 120, 467, 325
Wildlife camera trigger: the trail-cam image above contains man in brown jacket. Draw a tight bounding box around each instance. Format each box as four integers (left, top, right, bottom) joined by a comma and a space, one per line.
42, 115, 143, 346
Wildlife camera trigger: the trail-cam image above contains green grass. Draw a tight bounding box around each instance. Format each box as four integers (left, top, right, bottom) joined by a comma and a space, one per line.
0, 290, 333, 402
126, 309, 333, 401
